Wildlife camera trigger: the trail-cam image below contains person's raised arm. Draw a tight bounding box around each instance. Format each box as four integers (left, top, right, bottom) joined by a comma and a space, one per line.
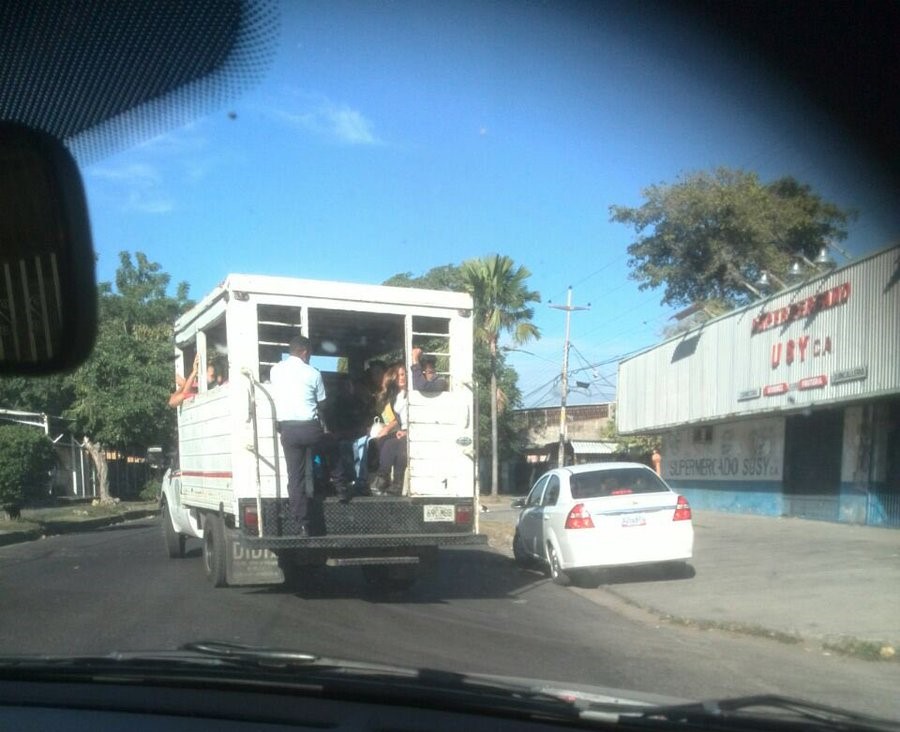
168, 353, 199, 408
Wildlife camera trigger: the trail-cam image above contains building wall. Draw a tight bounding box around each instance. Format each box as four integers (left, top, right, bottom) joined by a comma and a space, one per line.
662, 417, 785, 515
845, 401, 900, 527
840, 406, 870, 523
616, 246, 900, 527
660, 403, 900, 526
517, 403, 612, 445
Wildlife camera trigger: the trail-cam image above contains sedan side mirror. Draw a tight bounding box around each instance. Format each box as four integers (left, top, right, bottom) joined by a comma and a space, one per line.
510, 498, 525, 509
0, 122, 97, 373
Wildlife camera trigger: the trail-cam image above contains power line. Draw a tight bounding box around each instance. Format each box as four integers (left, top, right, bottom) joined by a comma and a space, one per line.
545, 255, 624, 303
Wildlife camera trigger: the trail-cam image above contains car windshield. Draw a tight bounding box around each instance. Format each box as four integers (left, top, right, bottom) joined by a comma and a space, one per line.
1, 0, 898, 726
570, 469, 668, 499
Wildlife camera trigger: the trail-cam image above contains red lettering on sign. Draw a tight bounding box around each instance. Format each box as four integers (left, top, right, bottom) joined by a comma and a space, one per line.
751, 281, 851, 335
770, 335, 833, 370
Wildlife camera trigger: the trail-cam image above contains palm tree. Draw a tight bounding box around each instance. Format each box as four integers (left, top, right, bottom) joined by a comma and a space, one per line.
461, 255, 540, 496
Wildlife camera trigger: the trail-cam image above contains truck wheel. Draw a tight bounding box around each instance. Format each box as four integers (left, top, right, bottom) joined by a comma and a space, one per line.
161, 500, 186, 559
202, 514, 228, 587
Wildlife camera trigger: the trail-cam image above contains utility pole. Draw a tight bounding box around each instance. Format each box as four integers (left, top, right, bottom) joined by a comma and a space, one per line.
549, 287, 590, 468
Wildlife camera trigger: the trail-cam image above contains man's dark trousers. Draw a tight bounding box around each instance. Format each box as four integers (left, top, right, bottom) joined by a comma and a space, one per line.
279, 419, 323, 530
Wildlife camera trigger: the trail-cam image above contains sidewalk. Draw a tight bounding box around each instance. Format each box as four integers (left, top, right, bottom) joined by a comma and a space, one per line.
478, 497, 900, 656
0, 502, 158, 547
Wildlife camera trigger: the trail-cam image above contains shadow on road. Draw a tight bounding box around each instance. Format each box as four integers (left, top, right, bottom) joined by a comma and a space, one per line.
243, 549, 695, 602
248, 547, 550, 603
568, 562, 697, 589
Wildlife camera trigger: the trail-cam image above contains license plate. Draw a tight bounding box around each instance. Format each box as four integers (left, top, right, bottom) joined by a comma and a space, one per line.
424, 504, 455, 522
621, 513, 646, 527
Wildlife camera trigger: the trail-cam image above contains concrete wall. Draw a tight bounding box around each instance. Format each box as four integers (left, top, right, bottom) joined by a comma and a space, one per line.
661, 417, 785, 515
660, 406, 898, 526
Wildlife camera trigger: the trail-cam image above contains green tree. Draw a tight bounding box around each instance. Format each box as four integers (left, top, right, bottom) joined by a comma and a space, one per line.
102, 251, 191, 328
0, 374, 74, 422
610, 168, 856, 309
67, 252, 192, 502
384, 264, 466, 292
0, 425, 56, 519
599, 416, 655, 460
461, 255, 540, 496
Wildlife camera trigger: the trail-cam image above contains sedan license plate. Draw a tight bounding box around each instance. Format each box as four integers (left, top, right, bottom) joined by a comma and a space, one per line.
621, 513, 646, 527
424, 504, 455, 522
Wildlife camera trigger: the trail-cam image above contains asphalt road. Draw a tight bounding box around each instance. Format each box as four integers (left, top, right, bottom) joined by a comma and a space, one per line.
1, 518, 898, 719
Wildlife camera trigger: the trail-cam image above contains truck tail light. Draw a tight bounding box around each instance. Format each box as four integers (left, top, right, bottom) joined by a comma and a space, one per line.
673, 496, 692, 521
243, 505, 259, 532
565, 503, 595, 530
455, 504, 473, 525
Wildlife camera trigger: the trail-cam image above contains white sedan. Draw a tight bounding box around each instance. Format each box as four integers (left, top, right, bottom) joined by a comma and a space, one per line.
512, 462, 694, 585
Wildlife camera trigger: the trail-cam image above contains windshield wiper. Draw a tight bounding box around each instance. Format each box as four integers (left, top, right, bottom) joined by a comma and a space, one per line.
179, 640, 581, 719
0, 641, 581, 723
617, 694, 900, 732
181, 640, 319, 667
7, 645, 893, 731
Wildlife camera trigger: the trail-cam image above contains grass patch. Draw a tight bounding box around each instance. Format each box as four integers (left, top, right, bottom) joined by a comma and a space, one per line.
823, 638, 898, 662
664, 615, 803, 645
0, 517, 41, 534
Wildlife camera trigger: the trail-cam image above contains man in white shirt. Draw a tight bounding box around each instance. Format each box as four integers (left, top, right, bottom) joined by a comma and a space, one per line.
270, 335, 348, 536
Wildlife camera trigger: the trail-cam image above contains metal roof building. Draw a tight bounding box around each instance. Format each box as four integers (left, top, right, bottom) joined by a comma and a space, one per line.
616, 245, 900, 526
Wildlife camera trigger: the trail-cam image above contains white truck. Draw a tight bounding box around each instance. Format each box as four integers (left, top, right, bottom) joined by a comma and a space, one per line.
158, 274, 483, 589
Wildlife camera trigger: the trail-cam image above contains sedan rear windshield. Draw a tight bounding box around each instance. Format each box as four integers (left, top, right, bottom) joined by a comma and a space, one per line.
570, 468, 669, 499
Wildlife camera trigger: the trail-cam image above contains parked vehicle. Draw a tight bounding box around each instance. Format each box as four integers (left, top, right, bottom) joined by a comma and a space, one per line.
158, 273, 482, 589
512, 463, 694, 585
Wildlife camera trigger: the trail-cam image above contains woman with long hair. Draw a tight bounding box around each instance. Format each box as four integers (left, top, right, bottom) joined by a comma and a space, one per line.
370, 363, 409, 495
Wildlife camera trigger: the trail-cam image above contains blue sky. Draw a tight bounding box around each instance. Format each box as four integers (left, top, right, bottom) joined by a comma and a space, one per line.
81, 1, 898, 407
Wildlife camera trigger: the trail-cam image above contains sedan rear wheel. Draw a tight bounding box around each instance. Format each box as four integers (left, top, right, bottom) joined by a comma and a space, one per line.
546, 543, 571, 586
512, 530, 532, 567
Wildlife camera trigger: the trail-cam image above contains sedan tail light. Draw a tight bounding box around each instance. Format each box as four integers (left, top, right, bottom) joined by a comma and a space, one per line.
673, 495, 692, 521
565, 503, 595, 529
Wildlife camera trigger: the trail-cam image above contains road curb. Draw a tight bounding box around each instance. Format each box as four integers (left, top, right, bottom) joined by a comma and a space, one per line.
0, 509, 158, 548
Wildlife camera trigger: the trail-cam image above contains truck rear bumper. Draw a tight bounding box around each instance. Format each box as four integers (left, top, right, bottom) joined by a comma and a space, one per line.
242, 532, 487, 550
225, 529, 486, 586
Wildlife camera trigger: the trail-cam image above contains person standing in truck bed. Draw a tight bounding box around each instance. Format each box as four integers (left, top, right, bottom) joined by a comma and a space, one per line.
270, 335, 349, 536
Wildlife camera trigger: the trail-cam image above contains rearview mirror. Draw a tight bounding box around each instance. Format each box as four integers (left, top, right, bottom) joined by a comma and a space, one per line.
0, 121, 96, 374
